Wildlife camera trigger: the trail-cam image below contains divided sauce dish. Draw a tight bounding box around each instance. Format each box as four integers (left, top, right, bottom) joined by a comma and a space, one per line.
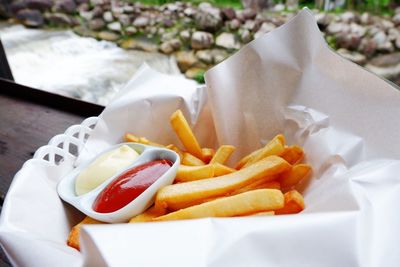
57, 142, 180, 223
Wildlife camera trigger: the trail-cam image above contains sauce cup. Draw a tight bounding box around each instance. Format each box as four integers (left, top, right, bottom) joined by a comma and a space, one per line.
57, 143, 179, 223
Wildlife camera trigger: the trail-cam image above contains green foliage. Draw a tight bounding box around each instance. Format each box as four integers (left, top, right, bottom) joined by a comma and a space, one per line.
195, 70, 206, 84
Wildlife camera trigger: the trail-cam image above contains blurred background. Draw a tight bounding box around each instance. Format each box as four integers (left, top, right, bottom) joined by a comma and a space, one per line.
1, 0, 400, 105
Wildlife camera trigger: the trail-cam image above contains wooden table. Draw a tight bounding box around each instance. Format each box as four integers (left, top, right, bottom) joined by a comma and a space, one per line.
0, 79, 104, 266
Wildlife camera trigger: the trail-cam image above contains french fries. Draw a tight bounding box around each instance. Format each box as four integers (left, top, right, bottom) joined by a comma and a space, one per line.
154, 189, 284, 221
275, 190, 305, 215
170, 110, 204, 160
68, 109, 312, 250
210, 145, 236, 164
67, 217, 104, 250
155, 156, 291, 211
181, 152, 205, 166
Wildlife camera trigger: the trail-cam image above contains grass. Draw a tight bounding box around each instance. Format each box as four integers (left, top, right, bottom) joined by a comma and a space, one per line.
132, 0, 243, 9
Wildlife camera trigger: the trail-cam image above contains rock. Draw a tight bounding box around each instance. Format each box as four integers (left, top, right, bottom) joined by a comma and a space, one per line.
373, 31, 394, 52
133, 16, 149, 27
185, 68, 205, 80
240, 29, 252, 43
161, 30, 178, 42
340, 11, 356, 23
388, 28, 400, 41
118, 14, 130, 27
175, 51, 198, 72
120, 38, 158, 52
365, 53, 400, 79
326, 22, 346, 35
107, 21, 121, 32
227, 19, 239, 31
336, 33, 361, 50
91, 0, 109, 5
162, 18, 174, 27
103, 11, 113, 22
360, 12, 371, 25
98, 31, 120, 41
196, 50, 213, 64
16, 9, 44, 27
25, 0, 52, 11
77, 3, 89, 12
9, 0, 27, 14
160, 39, 181, 54
45, 12, 74, 26
393, 13, 400, 26
216, 32, 240, 50
88, 18, 105, 31
54, 0, 76, 14
221, 7, 235, 20
91, 6, 103, 18
210, 48, 228, 63
241, 8, 257, 20
272, 3, 285, 12
180, 30, 191, 42
315, 13, 335, 29
191, 31, 214, 50
254, 22, 276, 39
349, 23, 366, 37
73, 26, 97, 38
243, 20, 257, 32
358, 38, 377, 57
395, 36, 400, 49
380, 19, 394, 31
125, 26, 137, 35
76, 0, 89, 4
194, 5, 222, 32
241, 0, 271, 11
184, 7, 196, 17
123, 5, 134, 14
337, 48, 366, 65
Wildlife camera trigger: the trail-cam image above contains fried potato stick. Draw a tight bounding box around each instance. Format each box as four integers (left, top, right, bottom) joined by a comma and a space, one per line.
210, 145, 236, 165
201, 148, 215, 163
67, 217, 104, 250
280, 145, 304, 165
170, 110, 204, 160
155, 156, 291, 211
129, 206, 166, 223
154, 189, 284, 221
232, 180, 280, 195
182, 152, 205, 166
279, 164, 312, 189
242, 134, 285, 168
275, 190, 305, 215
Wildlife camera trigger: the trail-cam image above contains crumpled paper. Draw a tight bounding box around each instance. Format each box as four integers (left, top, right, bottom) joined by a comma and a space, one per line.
1, 9, 400, 267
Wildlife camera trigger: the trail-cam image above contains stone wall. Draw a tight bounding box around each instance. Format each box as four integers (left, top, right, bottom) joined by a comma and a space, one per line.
2, 1, 400, 83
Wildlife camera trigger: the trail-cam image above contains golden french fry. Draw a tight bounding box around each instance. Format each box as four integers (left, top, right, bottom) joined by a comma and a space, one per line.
124, 133, 139, 142
213, 163, 236, 176
175, 164, 215, 183
170, 110, 204, 160
129, 206, 166, 223
154, 189, 284, 221
201, 148, 215, 163
279, 164, 312, 189
246, 211, 275, 216
275, 190, 305, 215
182, 152, 205, 166
165, 144, 184, 160
210, 145, 236, 164
155, 156, 291, 211
280, 145, 304, 165
232, 180, 280, 195
242, 134, 285, 168
235, 147, 263, 169
67, 217, 104, 250
124, 133, 164, 147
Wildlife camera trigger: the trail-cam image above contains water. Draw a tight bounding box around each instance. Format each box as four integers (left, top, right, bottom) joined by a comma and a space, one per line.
0, 24, 181, 105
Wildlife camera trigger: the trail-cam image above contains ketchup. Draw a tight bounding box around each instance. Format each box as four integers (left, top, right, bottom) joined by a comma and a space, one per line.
93, 159, 172, 213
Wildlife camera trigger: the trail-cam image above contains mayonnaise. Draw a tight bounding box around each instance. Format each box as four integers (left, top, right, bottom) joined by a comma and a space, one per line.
75, 145, 140, 196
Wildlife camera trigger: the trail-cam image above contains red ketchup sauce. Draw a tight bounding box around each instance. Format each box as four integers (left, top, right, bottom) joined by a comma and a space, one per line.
93, 159, 172, 213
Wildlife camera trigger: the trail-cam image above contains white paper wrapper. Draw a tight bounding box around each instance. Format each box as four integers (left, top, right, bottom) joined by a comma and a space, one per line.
1, 9, 400, 267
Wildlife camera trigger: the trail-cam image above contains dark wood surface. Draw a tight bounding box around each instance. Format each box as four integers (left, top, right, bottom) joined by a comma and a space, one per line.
0, 80, 104, 266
